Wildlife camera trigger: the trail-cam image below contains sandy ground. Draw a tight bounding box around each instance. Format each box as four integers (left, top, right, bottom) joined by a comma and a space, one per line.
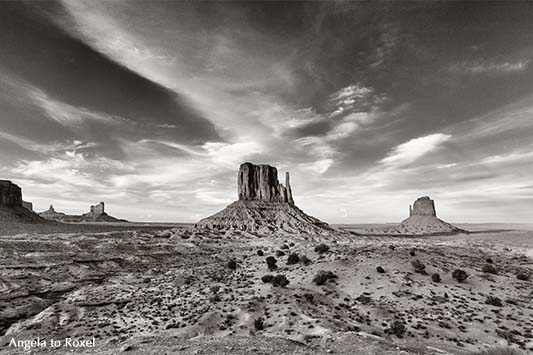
0, 224, 531, 354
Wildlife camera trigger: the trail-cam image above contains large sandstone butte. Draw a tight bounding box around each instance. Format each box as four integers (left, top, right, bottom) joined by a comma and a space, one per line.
400, 196, 465, 235
196, 163, 338, 236
0, 180, 46, 224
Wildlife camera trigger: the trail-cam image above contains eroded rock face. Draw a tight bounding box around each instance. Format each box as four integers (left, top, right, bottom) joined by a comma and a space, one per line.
237, 163, 293, 204
89, 202, 105, 217
409, 196, 436, 217
0, 180, 22, 207
22, 201, 33, 212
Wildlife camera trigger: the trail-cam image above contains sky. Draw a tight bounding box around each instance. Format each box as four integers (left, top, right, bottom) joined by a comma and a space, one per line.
1, 1, 532, 223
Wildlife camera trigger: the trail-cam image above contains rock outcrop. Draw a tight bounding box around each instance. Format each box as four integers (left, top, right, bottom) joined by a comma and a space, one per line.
0, 180, 22, 207
196, 162, 342, 237
400, 196, 465, 235
409, 196, 436, 216
39, 202, 127, 223
22, 201, 34, 212
0, 180, 47, 225
238, 163, 294, 204
38, 205, 67, 221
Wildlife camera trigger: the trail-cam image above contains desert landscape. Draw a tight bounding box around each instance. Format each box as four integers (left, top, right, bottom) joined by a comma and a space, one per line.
0, 164, 531, 355
1, 1, 533, 354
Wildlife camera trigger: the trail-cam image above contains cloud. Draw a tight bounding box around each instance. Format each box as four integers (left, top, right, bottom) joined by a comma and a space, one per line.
380, 133, 452, 167
450, 60, 530, 75
298, 159, 334, 174
28, 88, 119, 128
331, 84, 373, 102
0, 132, 98, 154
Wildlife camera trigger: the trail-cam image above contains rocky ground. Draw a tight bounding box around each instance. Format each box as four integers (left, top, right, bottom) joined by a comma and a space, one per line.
0, 225, 532, 354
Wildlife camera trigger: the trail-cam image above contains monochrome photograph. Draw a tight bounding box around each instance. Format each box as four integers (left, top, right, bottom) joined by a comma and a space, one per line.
0, 1, 532, 354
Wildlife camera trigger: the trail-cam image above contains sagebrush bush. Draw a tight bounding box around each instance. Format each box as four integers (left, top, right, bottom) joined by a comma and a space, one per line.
266, 256, 277, 271
227, 259, 237, 270
376, 266, 385, 273
300, 255, 311, 265
271, 274, 290, 287
516, 271, 529, 281
411, 259, 426, 274
389, 320, 406, 338
431, 273, 441, 283
314, 243, 330, 254
287, 253, 300, 265
313, 270, 337, 286
254, 318, 264, 331
485, 295, 503, 307
452, 269, 468, 282
482, 264, 498, 275
257, 250, 264, 256
261, 274, 274, 283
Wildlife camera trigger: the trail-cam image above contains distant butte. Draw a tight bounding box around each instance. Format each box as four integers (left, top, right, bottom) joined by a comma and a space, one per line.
39, 201, 127, 223
196, 162, 341, 236
400, 196, 466, 235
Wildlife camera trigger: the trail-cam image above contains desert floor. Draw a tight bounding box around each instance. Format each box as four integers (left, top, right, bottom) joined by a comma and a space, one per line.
0, 224, 531, 354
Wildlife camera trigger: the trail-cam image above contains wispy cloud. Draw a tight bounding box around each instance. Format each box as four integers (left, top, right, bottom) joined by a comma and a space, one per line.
380, 133, 452, 168
450, 60, 530, 75
0, 132, 98, 154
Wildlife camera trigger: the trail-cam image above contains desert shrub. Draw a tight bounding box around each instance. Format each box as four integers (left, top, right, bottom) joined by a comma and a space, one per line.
300, 255, 312, 265
411, 259, 426, 274
257, 250, 264, 256
389, 320, 406, 338
314, 243, 330, 254
410, 250, 416, 257
266, 256, 277, 271
482, 264, 498, 275
452, 269, 468, 283
227, 259, 238, 270
287, 253, 300, 265
304, 293, 314, 302
485, 295, 503, 307
516, 271, 530, 281
271, 274, 290, 287
486, 257, 494, 264
376, 266, 385, 273
276, 250, 286, 257
431, 273, 441, 283
254, 318, 264, 331
261, 274, 274, 283
280, 244, 290, 250
313, 270, 337, 286
289, 242, 295, 247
